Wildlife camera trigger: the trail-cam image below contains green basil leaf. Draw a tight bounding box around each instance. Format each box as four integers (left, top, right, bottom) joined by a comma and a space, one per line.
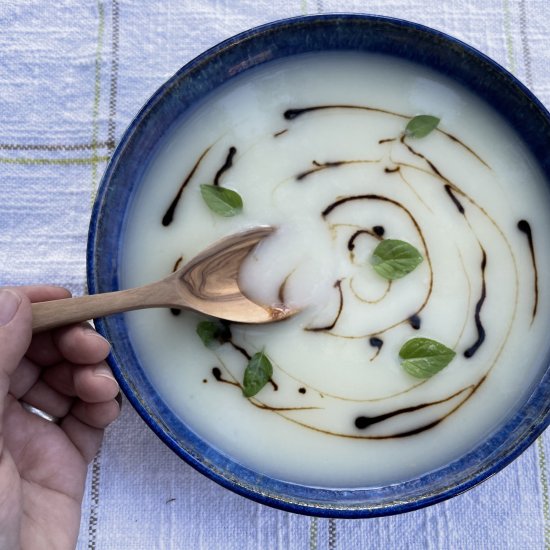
405, 115, 440, 138
370, 239, 423, 280
196, 320, 231, 349
399, 337, 456, 379
200, 184, 243, 217
242, 351, 273, 398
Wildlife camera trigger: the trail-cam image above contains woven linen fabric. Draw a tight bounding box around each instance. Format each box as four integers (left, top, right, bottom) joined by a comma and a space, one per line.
0, 1, 549, 548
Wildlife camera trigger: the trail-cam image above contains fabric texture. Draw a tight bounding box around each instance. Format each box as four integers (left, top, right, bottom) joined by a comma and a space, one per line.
0, 1, 549, 548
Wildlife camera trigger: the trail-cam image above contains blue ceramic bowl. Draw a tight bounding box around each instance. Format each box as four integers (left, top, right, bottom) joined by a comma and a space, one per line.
88, 14, 550, 517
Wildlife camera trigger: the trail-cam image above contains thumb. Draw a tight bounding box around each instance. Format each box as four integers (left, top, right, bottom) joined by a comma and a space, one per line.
0, 289, 32, 380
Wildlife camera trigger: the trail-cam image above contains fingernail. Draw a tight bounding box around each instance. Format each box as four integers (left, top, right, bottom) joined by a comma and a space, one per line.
85, 327, 111, 348
93, 363, 118, 385
0, 290, 22, 326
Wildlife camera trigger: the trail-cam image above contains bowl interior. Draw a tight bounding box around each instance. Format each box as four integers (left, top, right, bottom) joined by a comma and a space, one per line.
88, 14, 550, 517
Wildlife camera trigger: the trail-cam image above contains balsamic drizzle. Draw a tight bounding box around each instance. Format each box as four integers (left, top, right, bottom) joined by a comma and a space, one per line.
347, 227, 383, 252
401, 134, 450, 184
284, 104, 404, 121
369, 336, 383, 348
273, 129, 288, 138
400, 136, 475, 216
230, 341, 251, 360
213, 146, 237, 186
369, 337, 383, 361
354, 385, 471, 430
166, 101, 527, 441
464, 249, 487, 358
252, 402, 319, 412
305, 280, 344, 332
277, 271, 294, 303
517, 219, 539, 321
296, 159, 377, 181
444, 185, 466, 215
296, 160, 346, 180
408, 314, 421, 330
284, 104, 488, 165
162, 146, 212, 226
349, 277, 391, 305
321, 193, 433, 334
275, 372, 492, 440
212, 367, 239, 387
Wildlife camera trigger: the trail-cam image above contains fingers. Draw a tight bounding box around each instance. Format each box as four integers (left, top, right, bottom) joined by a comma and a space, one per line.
38, 361, 75, 396
70, 400, 120, 429
0, 289, 32, 380
8, 356, 41, 397
27, 323, 111, 367
42, 360, 120, 403
0, 285, 121, 466
16, 358, 120, 417
73, 362, 120, 403
61, 396, 121, 463
22, 359, 121, 464
8, 285, 71, 303
6, 285, 71, 367
21, 287, 72, 366
53, 325, 111, 365
18, 379, 73, 418
9, 285, 110, 368
10, 326, 113, 400
60, 415, 105, 464
64, 362, 121, 462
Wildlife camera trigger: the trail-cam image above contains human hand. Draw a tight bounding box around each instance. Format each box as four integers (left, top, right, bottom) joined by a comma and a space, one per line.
0, 286, 121, 550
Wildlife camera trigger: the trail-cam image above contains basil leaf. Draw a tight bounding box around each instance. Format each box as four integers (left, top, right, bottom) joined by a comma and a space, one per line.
399, 337, 456, 379
405, 115, 440, 138
371, 239, 423, 280
200, 184, 243, 217
243, 351, 273, 398
196, 320, 231, 349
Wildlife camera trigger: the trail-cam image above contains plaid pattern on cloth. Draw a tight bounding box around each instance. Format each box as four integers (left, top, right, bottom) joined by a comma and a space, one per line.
0, 1, 549, 548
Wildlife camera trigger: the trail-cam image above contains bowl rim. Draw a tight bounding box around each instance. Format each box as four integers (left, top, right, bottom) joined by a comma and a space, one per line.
88, 12, 550, 518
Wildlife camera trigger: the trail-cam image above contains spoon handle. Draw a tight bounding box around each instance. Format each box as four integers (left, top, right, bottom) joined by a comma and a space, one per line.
31, 280, 177, 333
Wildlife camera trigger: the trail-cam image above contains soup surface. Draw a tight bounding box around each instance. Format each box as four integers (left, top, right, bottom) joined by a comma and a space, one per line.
122, 52, 550, 486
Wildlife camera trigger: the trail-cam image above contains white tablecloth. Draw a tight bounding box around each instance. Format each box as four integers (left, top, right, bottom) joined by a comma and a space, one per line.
0, 1, 548, 548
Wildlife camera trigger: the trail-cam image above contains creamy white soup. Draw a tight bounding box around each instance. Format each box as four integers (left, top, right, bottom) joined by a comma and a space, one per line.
121, 52, 550, 487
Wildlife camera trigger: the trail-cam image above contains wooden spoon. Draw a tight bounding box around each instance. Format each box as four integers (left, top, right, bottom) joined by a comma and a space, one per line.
32, 226, 294, 333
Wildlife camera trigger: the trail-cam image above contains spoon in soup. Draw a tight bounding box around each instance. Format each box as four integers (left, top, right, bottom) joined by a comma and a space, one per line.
32, 226, 295, 333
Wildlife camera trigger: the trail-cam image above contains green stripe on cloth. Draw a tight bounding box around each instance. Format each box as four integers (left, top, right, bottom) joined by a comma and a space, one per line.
0, 141, 113, 151
517, 2, 550, 543
309, 517, 318, 550
502, 0, 516, 73
519, 0, 533, 87
0, 155, 110, 165
107, 0, 119, 153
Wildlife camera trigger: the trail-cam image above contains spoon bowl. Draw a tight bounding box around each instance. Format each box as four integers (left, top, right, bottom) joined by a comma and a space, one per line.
32, 226, 294, 333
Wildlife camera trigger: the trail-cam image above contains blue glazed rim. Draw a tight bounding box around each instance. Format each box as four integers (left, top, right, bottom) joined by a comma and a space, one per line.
88, 14, 550, 517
